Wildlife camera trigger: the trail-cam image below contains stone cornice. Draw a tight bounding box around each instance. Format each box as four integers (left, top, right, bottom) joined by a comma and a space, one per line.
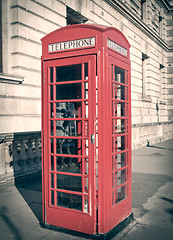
0, 73, 24, 85
0, 131, 41, 144
157, 0, 173, 13
105, 0, 173, 52
132, 121, 173, 128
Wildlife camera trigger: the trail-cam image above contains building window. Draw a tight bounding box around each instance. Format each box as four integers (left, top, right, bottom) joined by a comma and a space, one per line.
159, 12, 163, 38
0, 0, 2, 72
130, 0, 141, 16
141, 0, 146, 21
66, 6, 88, 25
159, 64, 166, 104
151, 2, 160, 34
142, 53, 150, 101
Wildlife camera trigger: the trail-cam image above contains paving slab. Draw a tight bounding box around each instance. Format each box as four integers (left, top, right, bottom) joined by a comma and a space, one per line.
0, 139, 173, 240
116, 139, 173, 240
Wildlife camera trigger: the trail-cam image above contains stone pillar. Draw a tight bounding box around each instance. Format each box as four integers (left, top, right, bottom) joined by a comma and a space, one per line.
4, 139, 13, 174
0, 139, 5, 175
0, 133, 14, 175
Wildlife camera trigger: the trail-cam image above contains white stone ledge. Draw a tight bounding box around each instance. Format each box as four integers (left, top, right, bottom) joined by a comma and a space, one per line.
0, 73, 24, 85
132, 120, 173, 128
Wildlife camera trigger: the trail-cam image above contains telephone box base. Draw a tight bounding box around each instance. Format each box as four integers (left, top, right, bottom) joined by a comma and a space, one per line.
40, 213, 133, 240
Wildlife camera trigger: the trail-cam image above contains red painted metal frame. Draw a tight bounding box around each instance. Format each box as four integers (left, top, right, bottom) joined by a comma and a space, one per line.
41, 24, 131, 235
42, 55, 96, 234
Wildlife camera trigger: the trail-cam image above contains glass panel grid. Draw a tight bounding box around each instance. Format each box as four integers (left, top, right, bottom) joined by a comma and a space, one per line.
48, 62, 91, 213
112, 64, 128, 207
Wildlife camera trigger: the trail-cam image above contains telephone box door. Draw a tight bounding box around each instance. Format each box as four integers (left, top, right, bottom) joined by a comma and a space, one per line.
42, 55, 96, 234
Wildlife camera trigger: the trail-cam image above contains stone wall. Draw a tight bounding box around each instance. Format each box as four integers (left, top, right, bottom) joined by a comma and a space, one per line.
167, 11, 173, 120
0, 0, 173, 174
0, 0, 66, 133
132, 121, 173, 149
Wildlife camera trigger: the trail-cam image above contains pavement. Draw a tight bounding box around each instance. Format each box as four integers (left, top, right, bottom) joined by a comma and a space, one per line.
0, 139, 173, 240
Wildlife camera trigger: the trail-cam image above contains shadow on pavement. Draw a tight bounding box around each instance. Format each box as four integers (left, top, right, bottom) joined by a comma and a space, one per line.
147, 145, 173, 152
0, 206, 22, 240
160, 196, 173, 223
14, 173, 42, 223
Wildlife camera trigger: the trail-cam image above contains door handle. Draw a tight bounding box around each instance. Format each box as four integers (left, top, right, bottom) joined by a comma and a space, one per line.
91, 134, 95, 144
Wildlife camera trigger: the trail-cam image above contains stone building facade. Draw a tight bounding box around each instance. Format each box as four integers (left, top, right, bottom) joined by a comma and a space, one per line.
0, 0, 173, 178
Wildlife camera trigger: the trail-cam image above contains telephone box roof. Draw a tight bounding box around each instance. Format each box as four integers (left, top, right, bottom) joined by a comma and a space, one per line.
41, 24, 130, 48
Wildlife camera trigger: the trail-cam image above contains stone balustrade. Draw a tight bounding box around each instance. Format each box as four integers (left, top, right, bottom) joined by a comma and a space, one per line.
0, 131, 41, 181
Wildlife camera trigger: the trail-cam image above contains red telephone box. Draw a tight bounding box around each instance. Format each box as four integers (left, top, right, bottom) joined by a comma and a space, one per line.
41, 24, 132, 237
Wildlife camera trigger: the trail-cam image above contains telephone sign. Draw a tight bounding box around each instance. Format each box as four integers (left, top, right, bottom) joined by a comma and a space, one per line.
49, 37, 95, 52
107, 38, 127, 56
41, 24, 132, 237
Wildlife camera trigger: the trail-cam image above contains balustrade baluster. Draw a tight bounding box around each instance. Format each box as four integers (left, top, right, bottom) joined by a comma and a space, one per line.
26, 138, 36, 173
18, 140, 28, 173
34, 138, 41, 171
12, 140, 21, 174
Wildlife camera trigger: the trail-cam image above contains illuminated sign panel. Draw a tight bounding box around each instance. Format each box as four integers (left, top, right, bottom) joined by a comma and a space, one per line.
49, 37, 95, 53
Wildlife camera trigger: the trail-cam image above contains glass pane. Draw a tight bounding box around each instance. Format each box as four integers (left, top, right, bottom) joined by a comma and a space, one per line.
84, 120, 89, 137
50, 120, 54, 135
84, 140, 89, 156
115, 66, 125, 83
115, 84, 125, 100
51, 190, 54, 205
116, 136, 126, 152
84, 196, 89, 213
84, 63, 88, 80
55, 120, 82, 137
51, 173, 54, 188
115, 119, 125, 134
115, 102, 125, 117
84, 101, 88, 118
50, 103, 53, 118
57, 192, 82, 211
85, 158, 89, 175
56, 83, 81, 100
84, 177, 88, 193
115, 152, 126, 169
51, 138, 54, 153
115, 169, 126, 187
56, 139, 82, 156
111, 64, 114, 81
84, 82, 88, 99
50, 67, 53, 83
56, 64, 81, 82
115, 185, 126, 204
51, 155, 54, 171
50, 85, 53, 100
56, 174, 82, 192
56, 156, 82, 173
56, 102, 81, 119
